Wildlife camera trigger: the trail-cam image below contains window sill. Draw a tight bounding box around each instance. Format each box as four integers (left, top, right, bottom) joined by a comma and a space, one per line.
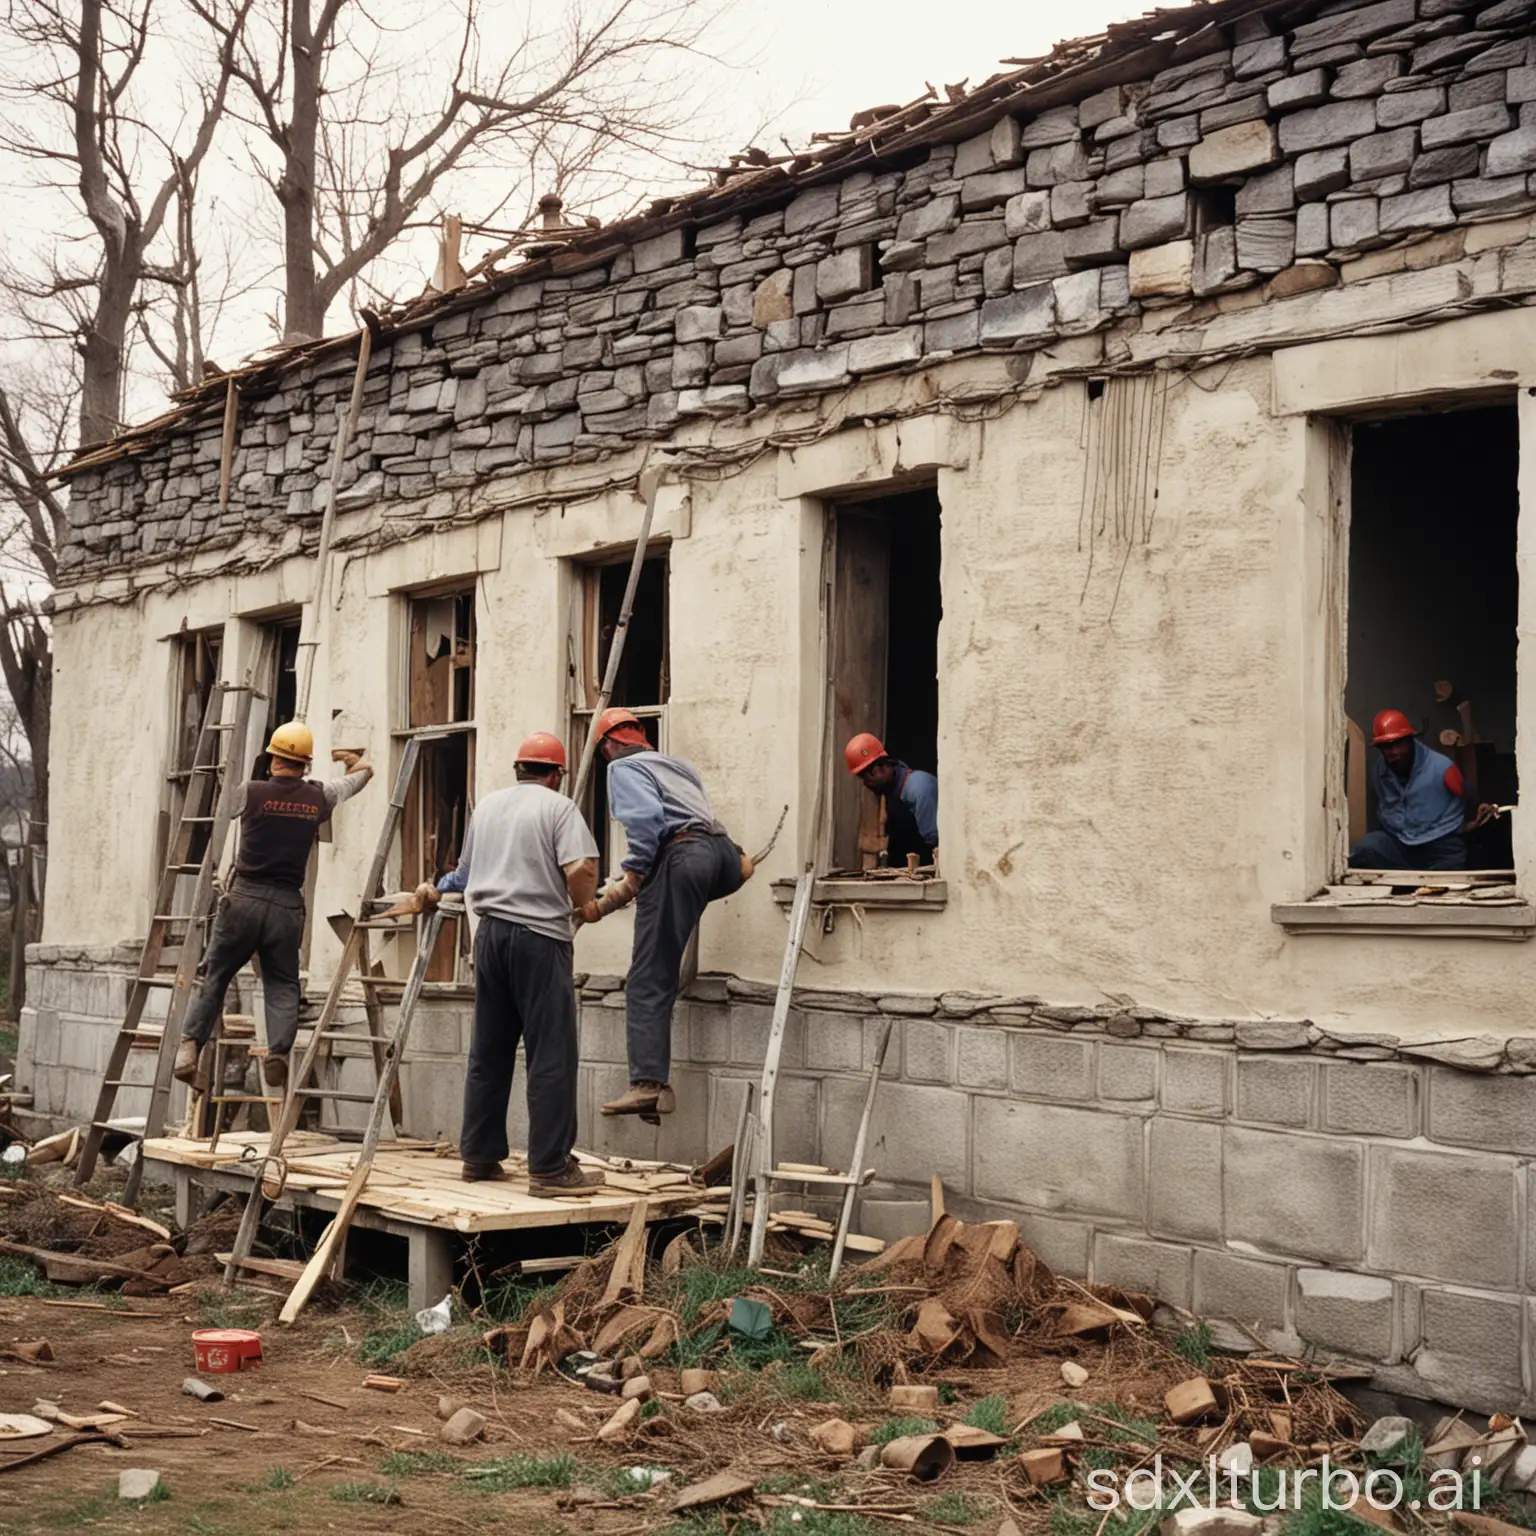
1272, 898, 1535, 939
770, 876, 948, 909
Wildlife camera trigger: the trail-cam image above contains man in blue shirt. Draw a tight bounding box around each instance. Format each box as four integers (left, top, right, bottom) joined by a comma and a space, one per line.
581, 708, 744, 1121
845, 732, 939, 867
1349, 708, 1494, 871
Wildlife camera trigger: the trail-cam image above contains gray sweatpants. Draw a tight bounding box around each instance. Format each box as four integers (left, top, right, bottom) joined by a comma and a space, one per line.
627, 833, 743, 1085
182, 878, 305, 1052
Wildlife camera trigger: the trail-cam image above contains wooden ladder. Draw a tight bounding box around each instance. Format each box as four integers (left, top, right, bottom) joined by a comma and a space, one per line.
76, 677, 261, 1194
221, 734, 453, 1308
735, 872, 892, 1281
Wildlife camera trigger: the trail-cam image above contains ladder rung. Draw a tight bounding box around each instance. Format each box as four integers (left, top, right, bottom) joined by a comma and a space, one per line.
151, 914, 198, 924
355, 920, 415, 930
319, 1031, 394, 1044
92, 1121, 143, 1133
168, 863, 205, 873
209, 1094, 284, 1104
134, 977, 176, 989
294, 1089, 380, 1103
356, 976, 406, 987
180, 817, 217, 825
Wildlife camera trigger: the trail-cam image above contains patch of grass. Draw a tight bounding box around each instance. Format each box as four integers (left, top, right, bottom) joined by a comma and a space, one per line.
870, 1415, 940, 1445
726, 1326, 803, 1370
1050, 1490, 1165, 1536
759, 1473, 834, 1499
641, 1398, 662, 1421
0, 1155, 29, 1181
380, 1449, 454, 1477
1086, 1402, 1160, 1444
329, 1481, 401, 1505
666, 1320, 723, 1370
40, 1492, 119, 1529
1026, 1402, 1079, 1435
963, 1394, 1008, 1436
925, 1491, 984, 1524
196, 1290, 265, 1328
462, 1452, 579, 1492
763, 1512, 875, 1536
0, 1255, 64, 1296
1170, 1321, 1214, 1371
668, 1262, 767, 1324
768, 1361, 836, 1401
128, 1480, 171, 1504
259, 1466, 294, 1491
357, 1319, 421, 1368
479, 1275, 560, 1324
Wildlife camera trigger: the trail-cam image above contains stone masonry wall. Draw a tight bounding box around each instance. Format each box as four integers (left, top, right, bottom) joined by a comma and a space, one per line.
20, 952, 1536, 1413
62, 0, 1536, 578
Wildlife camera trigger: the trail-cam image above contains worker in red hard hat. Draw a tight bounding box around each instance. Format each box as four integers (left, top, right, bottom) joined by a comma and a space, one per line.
440, 731, 605, 1196
582, 706, 746, 1121
1349, 708, 1493, 870
845, 732, 939, 867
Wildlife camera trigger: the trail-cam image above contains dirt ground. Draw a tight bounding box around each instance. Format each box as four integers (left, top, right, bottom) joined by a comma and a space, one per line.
0, 1280, 1189, 1536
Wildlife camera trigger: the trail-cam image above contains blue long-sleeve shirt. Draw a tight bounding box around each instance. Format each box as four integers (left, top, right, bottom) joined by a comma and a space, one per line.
607, 750, 719, 876
888, 763, 939, 847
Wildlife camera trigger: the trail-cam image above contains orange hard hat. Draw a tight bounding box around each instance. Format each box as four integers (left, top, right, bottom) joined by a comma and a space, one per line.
515, 731, 566, 769
844, 732, 887, 777
1372, 709, 1417, 745
595, 706, 641, 739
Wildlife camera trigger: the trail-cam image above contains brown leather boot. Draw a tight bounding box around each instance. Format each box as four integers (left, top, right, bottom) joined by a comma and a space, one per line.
261, 1053, 289, 1090
461, 1161, 507, 1183
528, 1158, 606, 1198
600, 1081, 676, 1118
172, 1037, 202, 1086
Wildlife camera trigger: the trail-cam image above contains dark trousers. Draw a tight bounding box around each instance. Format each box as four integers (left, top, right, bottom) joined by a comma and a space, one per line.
1349, 828, 1467, 871
182, 879, 305, 1051
461, 916, 578, 1177
627, 833, 743, 1085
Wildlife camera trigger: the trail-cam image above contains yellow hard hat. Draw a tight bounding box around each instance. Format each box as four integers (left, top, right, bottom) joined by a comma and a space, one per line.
265, 721, 314, 763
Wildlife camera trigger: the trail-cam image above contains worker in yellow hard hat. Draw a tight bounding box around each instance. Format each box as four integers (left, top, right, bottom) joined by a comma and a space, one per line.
173, 720, 373, 1090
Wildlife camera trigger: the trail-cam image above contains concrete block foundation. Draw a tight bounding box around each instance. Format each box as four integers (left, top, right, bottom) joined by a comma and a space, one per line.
19, 955, 1536, 1415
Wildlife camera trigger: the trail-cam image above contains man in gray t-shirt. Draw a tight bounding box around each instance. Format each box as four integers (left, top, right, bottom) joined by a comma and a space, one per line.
442, 732, 604, 1195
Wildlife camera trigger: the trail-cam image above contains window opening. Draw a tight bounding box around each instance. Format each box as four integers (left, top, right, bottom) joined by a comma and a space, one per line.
399, 588, 475, 981
826, 487, 941, 875
159, 627, 223, 922
252, 619, 301, 778
568, 548, 669, 873
1344, 404, 1518, 876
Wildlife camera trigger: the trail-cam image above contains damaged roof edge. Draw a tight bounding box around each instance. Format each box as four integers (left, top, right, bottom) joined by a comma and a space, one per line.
56, 0, 1299, 480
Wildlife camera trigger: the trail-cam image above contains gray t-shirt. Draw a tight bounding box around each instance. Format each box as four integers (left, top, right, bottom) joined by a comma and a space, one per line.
451, 783, 598, 942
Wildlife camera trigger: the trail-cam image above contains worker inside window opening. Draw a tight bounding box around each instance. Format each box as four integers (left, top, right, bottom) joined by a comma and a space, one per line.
581, 707, 750, 1122
174, 722, 373, 1089
1348, 708, 1495, 871
844, 732, 939, 867
436, 732, 604, 1194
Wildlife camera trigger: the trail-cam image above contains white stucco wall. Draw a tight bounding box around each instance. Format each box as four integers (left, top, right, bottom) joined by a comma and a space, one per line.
43, 324, 1536, 1041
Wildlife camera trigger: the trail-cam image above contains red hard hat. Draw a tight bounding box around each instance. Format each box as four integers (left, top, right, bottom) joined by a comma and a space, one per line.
844, 732, 886, 777
595, 706, 642, 740
515, 731, 567, 768
1372, 709, 1416, 745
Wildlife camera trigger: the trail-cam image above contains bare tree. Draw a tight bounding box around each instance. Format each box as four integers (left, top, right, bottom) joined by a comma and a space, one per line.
193, 0, 721, 341
0, 0, 251, 445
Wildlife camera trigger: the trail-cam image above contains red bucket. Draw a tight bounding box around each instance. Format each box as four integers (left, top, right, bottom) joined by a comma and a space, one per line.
192, 1328, 263, 1374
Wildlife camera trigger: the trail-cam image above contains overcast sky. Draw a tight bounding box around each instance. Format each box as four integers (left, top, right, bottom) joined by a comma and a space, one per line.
716, 0, 1188, 149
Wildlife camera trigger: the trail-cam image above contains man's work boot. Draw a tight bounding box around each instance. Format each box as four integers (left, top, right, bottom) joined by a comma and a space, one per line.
600, 1081, 676, 1118
461, 1161, 507, 1183
261, 1053, 289, 1091
528, 1158, 606, 1198
172, 1037, 202, 1086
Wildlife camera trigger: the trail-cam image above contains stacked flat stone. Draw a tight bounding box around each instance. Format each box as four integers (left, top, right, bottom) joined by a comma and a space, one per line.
63, 0, 1536, 576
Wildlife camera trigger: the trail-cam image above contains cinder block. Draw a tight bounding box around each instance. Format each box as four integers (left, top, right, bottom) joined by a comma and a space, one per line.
974, 1100, 1143, 1220
587, 1063, 658, 1161
652, 1066, 712, 1164
1009, 1034, 1095, 1100
904, 1019, 953, 1083
729, 1002, 802, 1070
1235, 1057, 1315, 1128
822, 1078, 968, 1189
1323, 1062, 1418, 1138
1100, 1044, 1158, 1102
1296, 1269, 1394, 1360
1223, 1127, 1365, 1263
1093, 1233, 1192, 1307
577, 1004, 628, 1065
1370, 1145, 1517, 1288
28, 1006, 59, 1067
1415, 1288, 1525, 1410
956, 1027, 1008, 1089
799, 1009, 859, 1072
1149, 1117, 1223, 1240
1427, 1068, 1536, 1155
409, 1002, 465, 1057
1163, 1048, 1228, 1116
690, 1003, 731, 1063
768, 1073, 821, 1166
402, 1058, 468, 1142
1193, 1251, 1289, 1330
1015, 1212, 1092, 1276
15, 1008, 35, 1074
57, 1018, 110, 1073
856, 1198, 931, 1244
706, 1072, 755, 1152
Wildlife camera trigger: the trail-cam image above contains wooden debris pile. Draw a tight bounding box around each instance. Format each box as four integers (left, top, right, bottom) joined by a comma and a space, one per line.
0, 1183, 234, 1294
